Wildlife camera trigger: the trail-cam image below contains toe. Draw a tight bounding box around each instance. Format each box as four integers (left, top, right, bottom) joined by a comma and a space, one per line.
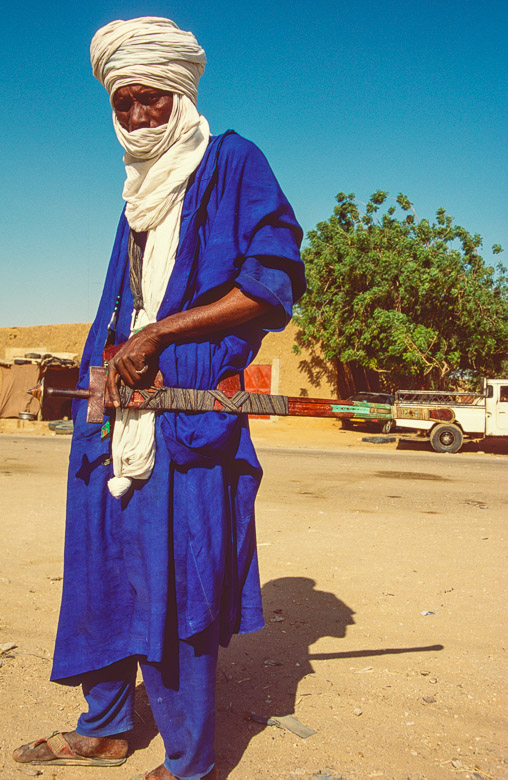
12, 741, 36, 763
12, 739, 52, 764
12, 744, 26, 763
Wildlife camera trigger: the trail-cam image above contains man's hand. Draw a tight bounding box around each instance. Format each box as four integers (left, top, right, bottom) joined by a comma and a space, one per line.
106, 287, 271, 408
106, 325, 162, 408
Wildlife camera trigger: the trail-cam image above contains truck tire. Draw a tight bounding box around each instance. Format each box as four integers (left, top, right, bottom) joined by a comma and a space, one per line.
429, 423, 463, 453
381, 419, 393, 434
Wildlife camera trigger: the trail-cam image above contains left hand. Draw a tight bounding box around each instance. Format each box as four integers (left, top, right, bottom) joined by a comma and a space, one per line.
106, 324, 162, 408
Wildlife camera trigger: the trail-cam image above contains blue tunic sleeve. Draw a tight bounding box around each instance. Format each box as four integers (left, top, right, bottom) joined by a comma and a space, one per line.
152, 133, 305, 466
190, 133, 306, 330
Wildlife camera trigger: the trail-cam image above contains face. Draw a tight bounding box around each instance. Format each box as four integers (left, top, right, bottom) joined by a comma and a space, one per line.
112, 84, 174, 132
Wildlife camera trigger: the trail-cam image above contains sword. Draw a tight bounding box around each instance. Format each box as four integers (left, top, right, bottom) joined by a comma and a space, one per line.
28, 365, 394, 425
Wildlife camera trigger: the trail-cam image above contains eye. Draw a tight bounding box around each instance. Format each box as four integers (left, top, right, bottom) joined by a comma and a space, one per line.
113, 97, 132, 112
140, 92, 164, 106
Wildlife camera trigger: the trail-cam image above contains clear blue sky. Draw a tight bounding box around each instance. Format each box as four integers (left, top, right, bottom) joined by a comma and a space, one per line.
1, 0, 506, 326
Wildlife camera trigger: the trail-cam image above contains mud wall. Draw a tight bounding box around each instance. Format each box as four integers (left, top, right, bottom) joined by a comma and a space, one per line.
0, 322, 357, 399
0, 324, 90, 361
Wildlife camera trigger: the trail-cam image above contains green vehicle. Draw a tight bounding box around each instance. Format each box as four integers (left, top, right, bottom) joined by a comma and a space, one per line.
341, 392, 394, 434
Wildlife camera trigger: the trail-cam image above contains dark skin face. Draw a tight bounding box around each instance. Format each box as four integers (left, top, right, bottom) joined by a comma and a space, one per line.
112, 83, 174, 132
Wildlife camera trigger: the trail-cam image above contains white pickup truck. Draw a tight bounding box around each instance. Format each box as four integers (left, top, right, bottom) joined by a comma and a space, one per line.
393, 378, 508, 453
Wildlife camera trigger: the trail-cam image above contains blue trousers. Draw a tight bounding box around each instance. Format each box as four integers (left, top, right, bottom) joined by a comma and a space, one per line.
75, 620, 219, 780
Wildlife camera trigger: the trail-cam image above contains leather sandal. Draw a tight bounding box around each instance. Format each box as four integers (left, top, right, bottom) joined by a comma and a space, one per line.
13, 731, 127, 766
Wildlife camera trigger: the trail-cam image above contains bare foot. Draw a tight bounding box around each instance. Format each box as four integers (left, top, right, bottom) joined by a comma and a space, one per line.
13, 730, 128, 763
142, 765, 177, 780
143, 764, 217, 780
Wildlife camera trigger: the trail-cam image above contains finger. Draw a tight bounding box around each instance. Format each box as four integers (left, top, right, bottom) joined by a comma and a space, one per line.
106, 363, 121, 408
111, 362, 135, 389
118, 355, 143, 387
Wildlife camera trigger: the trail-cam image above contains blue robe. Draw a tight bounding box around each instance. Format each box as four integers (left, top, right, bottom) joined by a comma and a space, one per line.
51, 131, 305, 682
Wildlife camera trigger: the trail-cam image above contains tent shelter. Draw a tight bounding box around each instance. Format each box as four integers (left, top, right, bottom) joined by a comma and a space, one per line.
0, 352, 79, 420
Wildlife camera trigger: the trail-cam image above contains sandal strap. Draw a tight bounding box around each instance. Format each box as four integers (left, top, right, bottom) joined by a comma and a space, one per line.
46, 732, 78, 758
31, 730, 57, 748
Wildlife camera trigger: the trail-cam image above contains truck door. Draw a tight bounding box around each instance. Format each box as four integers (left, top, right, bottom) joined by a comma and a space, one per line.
486, 383, 508, 436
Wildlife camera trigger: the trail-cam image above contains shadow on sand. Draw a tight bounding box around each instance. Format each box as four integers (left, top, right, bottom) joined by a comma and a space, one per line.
214, 577, 443, 777
128, 577, 443, 776
396, 434, 508, 455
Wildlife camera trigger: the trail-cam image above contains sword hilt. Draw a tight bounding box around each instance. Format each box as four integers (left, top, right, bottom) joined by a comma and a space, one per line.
28, 380, 91, 402
28, 369, 105, 424
46, 387, 91, 399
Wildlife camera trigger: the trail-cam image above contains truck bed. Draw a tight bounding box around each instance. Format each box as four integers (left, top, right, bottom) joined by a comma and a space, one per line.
394, 392, 486, 434
394, 390, 485, 406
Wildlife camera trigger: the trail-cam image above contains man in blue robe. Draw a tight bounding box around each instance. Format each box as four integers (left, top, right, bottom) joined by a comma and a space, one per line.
13, 16, 305, 780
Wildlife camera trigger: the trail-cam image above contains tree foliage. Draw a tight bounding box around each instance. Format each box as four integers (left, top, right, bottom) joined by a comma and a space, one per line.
295, 191, 508, 389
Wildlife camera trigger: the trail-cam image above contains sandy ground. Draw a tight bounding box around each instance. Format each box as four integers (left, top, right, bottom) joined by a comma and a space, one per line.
0, 420, 507, 780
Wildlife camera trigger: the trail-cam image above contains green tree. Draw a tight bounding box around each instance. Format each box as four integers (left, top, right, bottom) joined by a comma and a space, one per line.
295, 191, 508, 389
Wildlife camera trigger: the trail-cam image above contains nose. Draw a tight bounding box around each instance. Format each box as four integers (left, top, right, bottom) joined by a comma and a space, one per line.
129, 100, 150, 132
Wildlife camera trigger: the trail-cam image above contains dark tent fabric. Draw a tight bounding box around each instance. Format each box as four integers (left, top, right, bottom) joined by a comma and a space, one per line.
0, 364, 40, 418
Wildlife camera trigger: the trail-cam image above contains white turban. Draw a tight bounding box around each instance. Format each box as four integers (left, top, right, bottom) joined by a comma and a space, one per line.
90, 17, 211, 500
90, 16, 206, 105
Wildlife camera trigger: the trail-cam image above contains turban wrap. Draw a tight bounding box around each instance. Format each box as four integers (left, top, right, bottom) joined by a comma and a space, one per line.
89, 17, 211, 499
90, 16, 206, 105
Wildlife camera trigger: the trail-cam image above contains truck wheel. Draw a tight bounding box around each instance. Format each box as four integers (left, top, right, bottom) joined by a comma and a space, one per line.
429, 423, 463, 453
381, 419, 393, 434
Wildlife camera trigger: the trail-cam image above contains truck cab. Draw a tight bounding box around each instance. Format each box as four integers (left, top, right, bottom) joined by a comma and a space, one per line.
485, 379, 508, 436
